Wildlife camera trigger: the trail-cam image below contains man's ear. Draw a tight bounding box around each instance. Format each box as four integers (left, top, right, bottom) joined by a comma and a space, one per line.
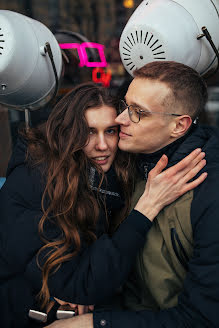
170, 115, 192, 138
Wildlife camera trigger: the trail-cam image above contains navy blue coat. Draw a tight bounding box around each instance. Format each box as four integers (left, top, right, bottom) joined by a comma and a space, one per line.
0, 138, 152, 327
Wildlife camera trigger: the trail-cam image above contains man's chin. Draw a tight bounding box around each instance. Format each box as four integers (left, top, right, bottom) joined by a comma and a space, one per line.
118, 140, 133, 152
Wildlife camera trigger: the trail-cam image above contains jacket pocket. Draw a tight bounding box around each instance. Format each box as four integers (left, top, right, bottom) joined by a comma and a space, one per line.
170, 227, 189, 271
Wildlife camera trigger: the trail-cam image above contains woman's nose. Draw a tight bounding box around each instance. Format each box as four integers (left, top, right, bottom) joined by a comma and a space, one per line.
96, 135, 108, 151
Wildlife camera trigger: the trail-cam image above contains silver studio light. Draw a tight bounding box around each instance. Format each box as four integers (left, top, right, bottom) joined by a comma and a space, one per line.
0, 10, 62, 119
119, 0, 219, 76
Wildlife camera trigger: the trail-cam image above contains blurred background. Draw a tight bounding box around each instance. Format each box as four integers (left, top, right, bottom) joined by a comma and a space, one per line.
0, 0, 219, 177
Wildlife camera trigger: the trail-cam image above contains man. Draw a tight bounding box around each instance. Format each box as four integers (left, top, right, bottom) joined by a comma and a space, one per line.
46, 61, 219, 327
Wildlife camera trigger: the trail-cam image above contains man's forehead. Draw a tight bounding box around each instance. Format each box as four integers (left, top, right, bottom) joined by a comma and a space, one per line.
126, 78, 172, 108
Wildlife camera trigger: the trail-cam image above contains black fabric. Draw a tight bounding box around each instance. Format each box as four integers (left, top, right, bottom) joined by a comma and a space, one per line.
136, 123, 196, 179
170, 228, 189, 270
94, 124, 219, 328
0, 137, 152, 328
88, 165, 125, 238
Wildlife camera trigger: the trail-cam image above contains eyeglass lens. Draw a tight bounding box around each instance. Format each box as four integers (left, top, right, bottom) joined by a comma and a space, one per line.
119, 100, 140, 123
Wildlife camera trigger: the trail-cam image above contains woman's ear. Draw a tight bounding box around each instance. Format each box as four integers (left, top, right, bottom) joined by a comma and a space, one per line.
170, 115, 192, 138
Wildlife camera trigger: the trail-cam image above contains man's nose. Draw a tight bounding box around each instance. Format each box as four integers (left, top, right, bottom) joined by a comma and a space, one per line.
96, 135, 108, 151
115, 108, 130, 125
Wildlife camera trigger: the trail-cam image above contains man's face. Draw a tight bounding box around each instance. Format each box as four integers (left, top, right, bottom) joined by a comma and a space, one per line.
115, 78, 175, 154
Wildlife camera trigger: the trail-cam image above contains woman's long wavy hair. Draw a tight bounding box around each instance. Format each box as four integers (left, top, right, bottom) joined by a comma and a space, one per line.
21, 82, 136, 309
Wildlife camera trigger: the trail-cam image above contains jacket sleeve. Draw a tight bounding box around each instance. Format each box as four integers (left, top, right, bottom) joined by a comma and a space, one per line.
93, 173, 219, 328
0, 163, 152, 305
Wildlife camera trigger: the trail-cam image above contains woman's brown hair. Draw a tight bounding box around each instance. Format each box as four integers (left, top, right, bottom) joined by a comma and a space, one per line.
21, 82, 135, 309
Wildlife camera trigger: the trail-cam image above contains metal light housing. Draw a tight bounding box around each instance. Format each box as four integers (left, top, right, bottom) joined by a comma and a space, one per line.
119, 0, 219, 76
0, 10, 62, 110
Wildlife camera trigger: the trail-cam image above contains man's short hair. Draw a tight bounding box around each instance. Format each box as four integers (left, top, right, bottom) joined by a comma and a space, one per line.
134, 61, 208, 120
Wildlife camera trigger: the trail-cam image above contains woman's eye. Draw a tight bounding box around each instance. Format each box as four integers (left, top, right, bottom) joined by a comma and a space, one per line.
89, 129, 96, 135
106, 128, 117, 135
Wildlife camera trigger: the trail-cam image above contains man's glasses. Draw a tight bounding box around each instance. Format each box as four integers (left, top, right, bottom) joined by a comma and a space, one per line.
119, 99, 182, 123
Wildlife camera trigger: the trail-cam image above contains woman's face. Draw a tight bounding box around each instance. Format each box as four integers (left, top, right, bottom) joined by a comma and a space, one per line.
83, 105, 119, 172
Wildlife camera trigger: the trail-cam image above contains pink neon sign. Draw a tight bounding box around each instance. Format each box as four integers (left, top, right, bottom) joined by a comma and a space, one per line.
59, 42, 107, 68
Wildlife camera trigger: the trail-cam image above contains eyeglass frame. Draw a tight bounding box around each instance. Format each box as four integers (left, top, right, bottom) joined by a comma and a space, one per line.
119, 99, 182, 123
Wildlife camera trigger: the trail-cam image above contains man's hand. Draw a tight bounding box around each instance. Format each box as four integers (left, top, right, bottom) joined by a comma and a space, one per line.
45, 313, 93, 328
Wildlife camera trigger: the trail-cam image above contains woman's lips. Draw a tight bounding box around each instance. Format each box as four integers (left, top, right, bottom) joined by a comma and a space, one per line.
93, 156, 109, 165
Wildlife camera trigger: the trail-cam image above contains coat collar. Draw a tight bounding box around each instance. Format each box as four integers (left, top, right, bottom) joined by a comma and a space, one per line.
136, 124, 197, 179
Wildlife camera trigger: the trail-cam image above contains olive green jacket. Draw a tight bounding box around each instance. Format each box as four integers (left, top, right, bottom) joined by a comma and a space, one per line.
123, 179, 194, 310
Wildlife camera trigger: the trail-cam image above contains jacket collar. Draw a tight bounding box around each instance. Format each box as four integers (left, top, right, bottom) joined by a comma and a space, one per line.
136, 124, 197, 179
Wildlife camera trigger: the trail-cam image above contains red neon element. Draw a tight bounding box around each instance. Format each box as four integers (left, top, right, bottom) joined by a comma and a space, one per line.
92, 68, 112, 88
59, 42, 107, 67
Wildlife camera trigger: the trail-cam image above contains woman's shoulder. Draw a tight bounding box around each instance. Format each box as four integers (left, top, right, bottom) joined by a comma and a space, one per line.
6, 136, 27, 177
2, 137, 45, 207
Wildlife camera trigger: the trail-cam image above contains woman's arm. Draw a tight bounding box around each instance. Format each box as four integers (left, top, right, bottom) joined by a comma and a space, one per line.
0, 149, 206, 307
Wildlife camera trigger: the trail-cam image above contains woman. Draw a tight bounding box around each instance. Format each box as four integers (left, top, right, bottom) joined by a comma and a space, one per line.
0, 82, 206, 327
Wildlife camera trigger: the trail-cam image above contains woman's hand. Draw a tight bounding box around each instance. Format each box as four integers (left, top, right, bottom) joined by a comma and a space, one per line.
134, 148, 207, 221
45, 313, 93, 328
54, 297, 94, 315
